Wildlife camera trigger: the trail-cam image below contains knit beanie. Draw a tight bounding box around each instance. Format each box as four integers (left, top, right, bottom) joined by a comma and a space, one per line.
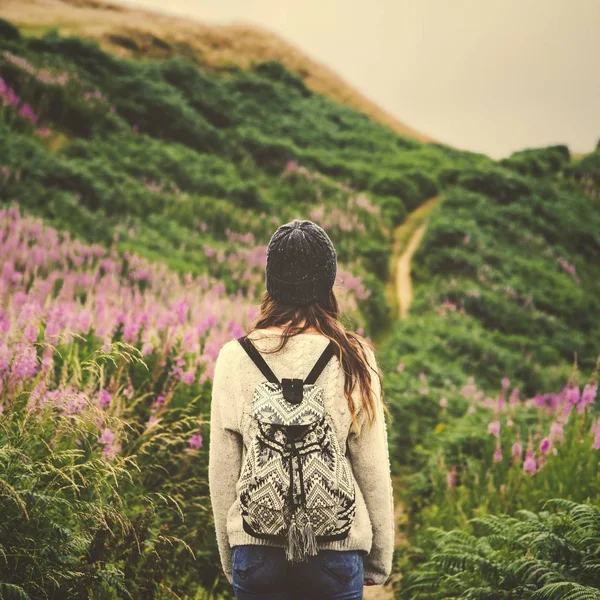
265, 219, 337, 305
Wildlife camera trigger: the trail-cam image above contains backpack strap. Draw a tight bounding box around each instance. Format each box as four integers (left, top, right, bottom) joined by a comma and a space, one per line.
304, 340, 336, 385
237, 335, 336, 386
237, 335, 280, 384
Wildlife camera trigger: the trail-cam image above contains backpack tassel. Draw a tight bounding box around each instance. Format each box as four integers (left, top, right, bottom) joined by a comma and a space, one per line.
285, 506, 318, 562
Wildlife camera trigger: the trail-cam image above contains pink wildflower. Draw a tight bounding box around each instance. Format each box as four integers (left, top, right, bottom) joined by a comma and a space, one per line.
103, 443, 121, 460
565, 385, 580, 406
98, 428, 115, 445
189, 433, 203, 449
540, 438, 551, 454
493, 439, 503, 463
98, 389, 112, 409
550, 421, 564, 442
446, 466, 457, 488
511, 441, 522, 461
488, 420, 501, 437
18, 103, 38, 124
181, 370, 196, 386
523, 450, 537, 476
578, 382, 597, 413
35, 127, 51, 138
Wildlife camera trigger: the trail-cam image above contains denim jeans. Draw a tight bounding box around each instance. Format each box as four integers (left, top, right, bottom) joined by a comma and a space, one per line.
231, 544, 365, 600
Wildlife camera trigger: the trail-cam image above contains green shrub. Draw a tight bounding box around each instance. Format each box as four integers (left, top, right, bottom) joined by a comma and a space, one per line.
370, 173, 421, 209
500, 145, 570, 177
254, 60, 311, 97
457, 166, 532, 204
0, 18, 21, 42
402, 499, 600, 600
378, 195, 408, 227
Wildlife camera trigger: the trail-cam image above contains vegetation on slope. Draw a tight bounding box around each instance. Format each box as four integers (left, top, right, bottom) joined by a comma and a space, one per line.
1, 0, 433, 142
1, 11, 600, 600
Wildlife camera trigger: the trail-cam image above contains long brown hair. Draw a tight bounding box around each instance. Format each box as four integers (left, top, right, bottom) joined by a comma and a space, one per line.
245, 288, 388, 434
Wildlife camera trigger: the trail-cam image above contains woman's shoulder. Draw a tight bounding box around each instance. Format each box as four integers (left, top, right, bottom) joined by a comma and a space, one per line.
216, 338, 245, 365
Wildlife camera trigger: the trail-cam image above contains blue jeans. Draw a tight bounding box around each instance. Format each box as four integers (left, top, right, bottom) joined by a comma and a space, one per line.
231, 544, 365, 599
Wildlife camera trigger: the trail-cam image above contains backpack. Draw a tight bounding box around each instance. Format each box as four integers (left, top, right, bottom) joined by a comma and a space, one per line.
236, 334, 357, 562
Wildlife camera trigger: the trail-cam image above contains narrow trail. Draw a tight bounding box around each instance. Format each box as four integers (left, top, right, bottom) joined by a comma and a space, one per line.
366, 197, 440, 600
389, 196, 440, 320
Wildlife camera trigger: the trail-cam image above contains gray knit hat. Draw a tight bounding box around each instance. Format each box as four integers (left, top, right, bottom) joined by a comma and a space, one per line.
265, 219, 337, 305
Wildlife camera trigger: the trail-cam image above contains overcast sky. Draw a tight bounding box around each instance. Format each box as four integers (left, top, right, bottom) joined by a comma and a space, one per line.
118, 0, 599, 158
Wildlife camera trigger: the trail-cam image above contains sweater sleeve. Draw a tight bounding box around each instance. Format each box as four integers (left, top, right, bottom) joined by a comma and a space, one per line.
346, 345, 395, 585
208, 341, 244, 585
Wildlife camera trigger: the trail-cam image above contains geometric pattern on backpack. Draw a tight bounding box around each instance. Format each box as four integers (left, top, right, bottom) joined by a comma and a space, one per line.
236, 335, 357, 562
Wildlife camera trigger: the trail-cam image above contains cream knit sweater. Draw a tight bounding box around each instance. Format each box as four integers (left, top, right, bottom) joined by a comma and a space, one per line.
208, 330, 395, 585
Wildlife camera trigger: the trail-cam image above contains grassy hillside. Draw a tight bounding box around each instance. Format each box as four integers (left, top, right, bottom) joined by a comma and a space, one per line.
0, 16, 485, 338
1, 11, 600, 600
1, 0, 433, 143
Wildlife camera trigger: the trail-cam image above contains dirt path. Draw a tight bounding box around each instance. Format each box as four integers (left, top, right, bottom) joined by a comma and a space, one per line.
396, 224, 427, 319
376, 196, 440, 350
390, 196, 440, 320
366, 198, 440, 599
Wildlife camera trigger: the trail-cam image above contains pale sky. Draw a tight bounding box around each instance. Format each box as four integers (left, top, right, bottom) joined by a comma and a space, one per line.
117, 0, 599, 158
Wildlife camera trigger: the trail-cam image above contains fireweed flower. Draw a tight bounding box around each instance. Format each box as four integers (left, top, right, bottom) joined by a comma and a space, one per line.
151, 395, 166, 413
578, 382, 598, 413
189, 433, 203, 449
493, 439, 503, 463
103, 442, 121, 460
523, 449, 537, 476
565, 385, 581, 406
501, 377, 510, 390
98, 428, 115, 445
65, 392, 88, 414
98, 389, 112, 409
509, 388, 520, 406
460, 383, 477, 399
18, 103, 38, 124
511, 441, 523, 461
540, 438, 551, 454
446, 466, 457, 488
550, 421, 564, 442
591, 418, 600, 450
181, 370, 196, 386
488, 420, 501, 437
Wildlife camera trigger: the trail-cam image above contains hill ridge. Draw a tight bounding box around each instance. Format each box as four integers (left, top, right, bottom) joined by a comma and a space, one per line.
1, 0, 434, 143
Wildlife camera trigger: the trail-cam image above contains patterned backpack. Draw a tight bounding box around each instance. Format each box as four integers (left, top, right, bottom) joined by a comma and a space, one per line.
236, 335, 357, 562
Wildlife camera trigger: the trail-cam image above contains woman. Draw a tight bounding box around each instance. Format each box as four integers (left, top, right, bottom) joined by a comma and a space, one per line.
208, 219, 395, 599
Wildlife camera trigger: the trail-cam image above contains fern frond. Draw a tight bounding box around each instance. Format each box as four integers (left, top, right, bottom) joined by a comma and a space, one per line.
0, 582, 30, 600
532, 582, 600, 600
